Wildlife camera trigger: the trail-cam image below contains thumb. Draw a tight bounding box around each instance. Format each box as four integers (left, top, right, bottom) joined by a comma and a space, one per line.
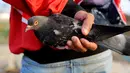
82, 13, 94, 36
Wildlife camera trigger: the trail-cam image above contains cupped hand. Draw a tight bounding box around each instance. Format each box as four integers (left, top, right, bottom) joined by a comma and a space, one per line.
67, 10, 97, 52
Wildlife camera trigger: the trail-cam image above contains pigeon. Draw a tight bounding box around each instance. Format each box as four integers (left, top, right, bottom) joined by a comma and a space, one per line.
25, 14, 130, 54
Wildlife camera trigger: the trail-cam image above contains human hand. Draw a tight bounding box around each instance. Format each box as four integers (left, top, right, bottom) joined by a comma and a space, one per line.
67, 10, 97, 52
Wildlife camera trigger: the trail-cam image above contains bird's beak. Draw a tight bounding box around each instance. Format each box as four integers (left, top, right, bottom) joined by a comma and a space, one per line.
25, 25, 33, 32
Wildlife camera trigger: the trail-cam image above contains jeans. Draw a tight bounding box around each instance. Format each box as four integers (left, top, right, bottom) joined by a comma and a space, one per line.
21, 49, 112, 73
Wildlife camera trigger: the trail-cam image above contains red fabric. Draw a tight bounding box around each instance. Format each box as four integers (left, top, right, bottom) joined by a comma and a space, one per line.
3, 0, 68, 54
26, 0, 68, 16
114, 0, 127, 24
74, 0, 81, 4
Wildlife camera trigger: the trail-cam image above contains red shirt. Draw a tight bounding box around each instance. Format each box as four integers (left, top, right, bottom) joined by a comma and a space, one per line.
3, 0, 68, 54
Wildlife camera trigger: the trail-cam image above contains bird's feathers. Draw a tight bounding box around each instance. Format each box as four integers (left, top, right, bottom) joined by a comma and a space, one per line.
28, 14, 130, 49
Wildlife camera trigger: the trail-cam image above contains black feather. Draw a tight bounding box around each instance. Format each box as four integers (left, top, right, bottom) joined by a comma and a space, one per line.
28, 14, 130, 47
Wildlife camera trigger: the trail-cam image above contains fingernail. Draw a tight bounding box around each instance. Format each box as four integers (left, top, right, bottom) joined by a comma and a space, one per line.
82, 49, 87, 53
82, 28, 89, 35
72, 36, 76, 41
65, 45, 69, 50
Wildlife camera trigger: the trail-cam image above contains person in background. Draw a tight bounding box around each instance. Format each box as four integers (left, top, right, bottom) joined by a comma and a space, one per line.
2, 0, 126, 73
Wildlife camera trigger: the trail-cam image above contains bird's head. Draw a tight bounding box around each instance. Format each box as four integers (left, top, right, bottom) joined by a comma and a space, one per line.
25, 16, 48, 32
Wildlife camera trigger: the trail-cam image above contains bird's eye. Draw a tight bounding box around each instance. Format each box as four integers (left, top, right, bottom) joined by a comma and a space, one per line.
34, 20, 39, 26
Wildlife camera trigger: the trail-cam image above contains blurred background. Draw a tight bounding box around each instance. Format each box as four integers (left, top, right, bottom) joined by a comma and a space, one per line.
0, 0, 130, 73
0, 1, 23, 73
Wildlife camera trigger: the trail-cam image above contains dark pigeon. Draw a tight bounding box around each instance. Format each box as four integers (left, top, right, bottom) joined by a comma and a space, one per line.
25, 14, 130, 55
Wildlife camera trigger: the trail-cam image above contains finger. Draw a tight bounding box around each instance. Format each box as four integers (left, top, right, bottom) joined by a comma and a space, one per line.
74, 10, 87, 20
71, 36, 87, 52
80, 38, 97, 51
67, 40, 79, 52
82, 13, 94, 36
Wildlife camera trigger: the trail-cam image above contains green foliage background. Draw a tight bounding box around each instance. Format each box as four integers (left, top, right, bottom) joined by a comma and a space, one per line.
0, 20, 9, 44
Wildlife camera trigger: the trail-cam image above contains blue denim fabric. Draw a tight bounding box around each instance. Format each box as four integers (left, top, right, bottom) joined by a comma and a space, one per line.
21, 50, 112, 73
